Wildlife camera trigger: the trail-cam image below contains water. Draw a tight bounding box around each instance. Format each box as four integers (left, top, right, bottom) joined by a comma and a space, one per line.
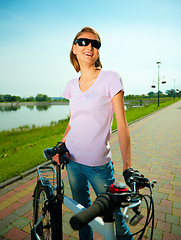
0, 104, 70, 131
0, 100, 146, 132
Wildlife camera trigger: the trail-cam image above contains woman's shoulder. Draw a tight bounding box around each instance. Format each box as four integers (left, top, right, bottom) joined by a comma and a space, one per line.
101, 70, 122, 83
101, 69, 121, 79
66, 76, 78, 87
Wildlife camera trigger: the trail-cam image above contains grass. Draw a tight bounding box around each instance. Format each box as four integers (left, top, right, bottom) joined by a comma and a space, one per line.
0, 98, 179, 183
0, 118, 69, 183
112, 98, 179, 130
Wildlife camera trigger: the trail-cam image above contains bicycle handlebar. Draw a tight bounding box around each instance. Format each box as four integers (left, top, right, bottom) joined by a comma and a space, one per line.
70, 193, 113, 230
70, 179, 156, 231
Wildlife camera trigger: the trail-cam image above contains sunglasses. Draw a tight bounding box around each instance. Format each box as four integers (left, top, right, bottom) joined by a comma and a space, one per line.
74, 38, 101, 49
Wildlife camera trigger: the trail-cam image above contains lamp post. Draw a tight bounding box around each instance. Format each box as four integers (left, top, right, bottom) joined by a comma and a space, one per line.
151, 62, 166, 106
173, 79, 176, 101
157, 62, 161, 106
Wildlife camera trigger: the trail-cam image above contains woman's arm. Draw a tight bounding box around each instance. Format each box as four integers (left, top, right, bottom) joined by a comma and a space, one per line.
112, 91, 132, 171
52, 115, 71, 163
61, 123, 71, 143
61, 112, 71, 143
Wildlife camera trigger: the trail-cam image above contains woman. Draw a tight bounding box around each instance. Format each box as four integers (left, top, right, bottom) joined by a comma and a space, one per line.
53, 27, 142, 240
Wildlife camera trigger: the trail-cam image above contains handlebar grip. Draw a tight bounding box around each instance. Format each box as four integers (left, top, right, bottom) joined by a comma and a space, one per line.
70, 194, 111, 230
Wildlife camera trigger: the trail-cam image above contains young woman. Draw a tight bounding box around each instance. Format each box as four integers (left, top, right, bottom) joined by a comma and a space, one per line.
53, 27, 143, 240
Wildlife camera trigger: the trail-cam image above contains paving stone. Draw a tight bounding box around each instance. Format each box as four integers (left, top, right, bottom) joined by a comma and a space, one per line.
0, 206, 14, 219
63, 221, 73, 236
170, 180, 181, 187
23, 235, 31, 240
165, 214, 180, 225
68, 237, 78, 240
13, 201, 33, 216
8, 201, 23, 210
162, 232, 181, 240
6, 195, 20, 203
162, 184, 172, 189
12, 217, 32, 229
2, 212, 19, 224
17, 192, 33, 204
0, 200, 12, 211
0, 225, 13, 236
146, 227, 163, 240
171, 224, 181, 236
173, 208, 181, 217
3, 182, 21, 192
0, 220, 9, 231
160, 199, 172, 207
156, 220, 171, 232
173, 201, 181, 210
22, 224, 31, 234
173, 185, 181, 191
62, 211, 74, 222
158, 188, 176, 195
176, 190, 181, 197
153, 192, 168, 200
4, 227, 28, 240
168, 194, 181, 203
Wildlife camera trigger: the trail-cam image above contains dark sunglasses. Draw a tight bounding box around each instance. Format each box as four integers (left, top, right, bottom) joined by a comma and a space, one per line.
74, 38, 101, 49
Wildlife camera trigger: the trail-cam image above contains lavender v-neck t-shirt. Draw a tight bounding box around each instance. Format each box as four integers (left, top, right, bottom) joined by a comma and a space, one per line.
62, 70, 124, 166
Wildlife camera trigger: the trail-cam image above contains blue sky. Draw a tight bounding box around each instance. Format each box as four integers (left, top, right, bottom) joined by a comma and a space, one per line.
0, 0, 181, 97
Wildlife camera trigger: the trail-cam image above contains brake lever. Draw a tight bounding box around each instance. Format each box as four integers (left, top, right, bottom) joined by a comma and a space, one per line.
123, 198, 142, 223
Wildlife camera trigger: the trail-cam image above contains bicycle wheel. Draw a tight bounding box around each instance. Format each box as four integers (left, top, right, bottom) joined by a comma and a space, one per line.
32, 180, 57, 240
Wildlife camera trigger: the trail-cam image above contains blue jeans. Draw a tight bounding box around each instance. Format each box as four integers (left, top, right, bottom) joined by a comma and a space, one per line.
66, 160, 133, 240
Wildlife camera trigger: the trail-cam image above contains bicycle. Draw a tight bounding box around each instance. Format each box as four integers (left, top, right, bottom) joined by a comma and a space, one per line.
31, 148, 156, 240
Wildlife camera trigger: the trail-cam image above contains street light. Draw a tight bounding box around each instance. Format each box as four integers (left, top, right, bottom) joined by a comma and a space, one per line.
157, 62, 161, 106
151, 62, 166, 106
173, 79, 176, 101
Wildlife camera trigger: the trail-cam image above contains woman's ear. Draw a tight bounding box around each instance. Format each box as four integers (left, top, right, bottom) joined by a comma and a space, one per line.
72, 44, 77, 55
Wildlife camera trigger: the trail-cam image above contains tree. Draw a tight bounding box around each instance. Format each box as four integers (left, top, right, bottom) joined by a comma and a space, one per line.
148, 91, 156, 98
0, 95, 4, 102
35, 94, 51, 101
165, 89, 175, 97
3, 94, 11, 102
10, 95, 22, 102
26, 96, 35, 102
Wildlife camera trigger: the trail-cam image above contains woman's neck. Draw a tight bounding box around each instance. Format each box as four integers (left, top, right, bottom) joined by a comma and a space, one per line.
80, 67, 101, 83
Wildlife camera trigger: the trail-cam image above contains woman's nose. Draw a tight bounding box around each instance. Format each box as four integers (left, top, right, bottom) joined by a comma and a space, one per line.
87, 42, 93, 49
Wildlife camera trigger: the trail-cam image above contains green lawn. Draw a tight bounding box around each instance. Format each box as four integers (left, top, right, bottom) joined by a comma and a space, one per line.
0, 118, 69, 183
0, 98, 179, 183
112, 98, 179, 130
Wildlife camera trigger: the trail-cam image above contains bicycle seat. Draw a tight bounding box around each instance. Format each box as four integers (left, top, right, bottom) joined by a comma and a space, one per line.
43, 148, 52, 160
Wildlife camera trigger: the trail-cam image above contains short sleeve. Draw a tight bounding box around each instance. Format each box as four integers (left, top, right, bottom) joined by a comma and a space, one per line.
108, 71, 124, 98
62, 82, 71, 100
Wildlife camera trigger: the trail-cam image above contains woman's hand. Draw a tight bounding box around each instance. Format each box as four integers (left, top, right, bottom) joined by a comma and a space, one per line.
52, 154, 61, 164
50, 142, 69, 165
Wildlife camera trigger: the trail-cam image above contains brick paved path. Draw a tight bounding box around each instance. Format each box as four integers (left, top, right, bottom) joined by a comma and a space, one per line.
0, 100, 181, 240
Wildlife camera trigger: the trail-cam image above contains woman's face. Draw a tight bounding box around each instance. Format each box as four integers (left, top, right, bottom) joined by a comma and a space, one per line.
73, 32, 100, 68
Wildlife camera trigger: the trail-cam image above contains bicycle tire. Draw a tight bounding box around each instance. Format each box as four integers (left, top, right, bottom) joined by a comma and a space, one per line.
32, 180, 57, 240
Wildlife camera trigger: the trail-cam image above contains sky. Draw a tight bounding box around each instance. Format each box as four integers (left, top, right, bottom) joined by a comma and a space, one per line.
0, 0, 181, 97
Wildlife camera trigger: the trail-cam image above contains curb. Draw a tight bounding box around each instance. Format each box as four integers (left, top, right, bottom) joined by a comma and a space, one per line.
0, 160, 52, 189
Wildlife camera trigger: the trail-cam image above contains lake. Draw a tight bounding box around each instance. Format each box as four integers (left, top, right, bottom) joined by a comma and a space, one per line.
0, 103, 70, 132
0, 100, 146, 132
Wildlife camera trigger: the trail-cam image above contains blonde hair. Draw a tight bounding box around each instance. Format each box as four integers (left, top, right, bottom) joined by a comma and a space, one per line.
70, 27, 103, 72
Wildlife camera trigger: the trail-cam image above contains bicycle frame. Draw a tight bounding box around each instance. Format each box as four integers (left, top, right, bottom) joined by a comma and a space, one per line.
32, 152, 156, 240
32, 162, 142, 240
64, 195, 116, 239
